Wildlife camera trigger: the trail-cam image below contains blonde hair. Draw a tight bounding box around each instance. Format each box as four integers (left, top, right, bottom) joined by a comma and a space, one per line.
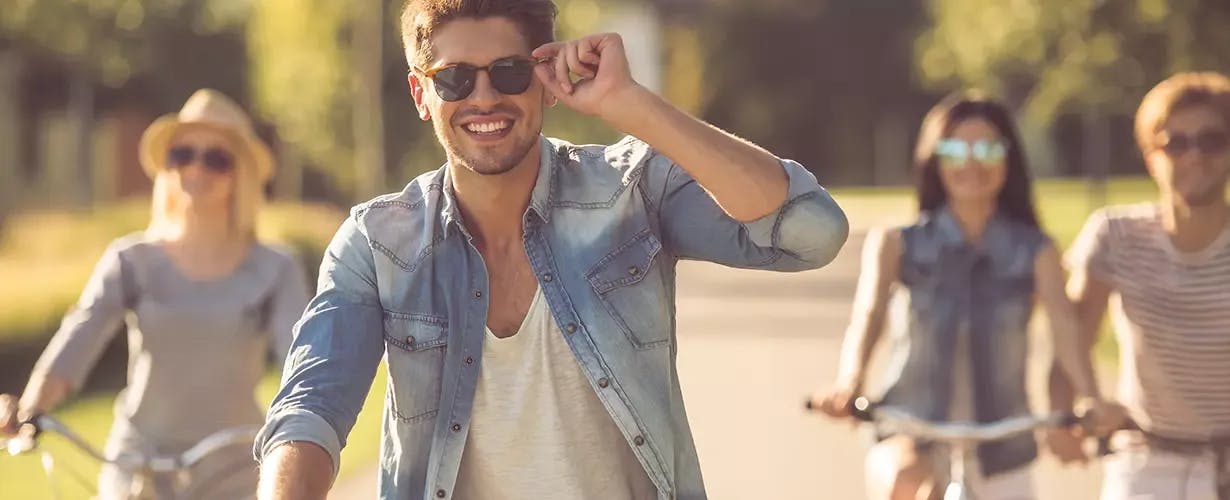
1135, 71, 1230, 153
146, 135, 264, 241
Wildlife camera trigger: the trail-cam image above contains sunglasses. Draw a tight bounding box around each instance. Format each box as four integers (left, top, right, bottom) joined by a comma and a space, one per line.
415, 55, 550, 102
167, 145, 235, 174
936, 139, 1008, 167
1154, 129, 1230, 157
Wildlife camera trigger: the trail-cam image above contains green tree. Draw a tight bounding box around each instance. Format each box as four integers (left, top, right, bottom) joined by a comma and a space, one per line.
917, 0, 1230, 128
1, 0, 251, 95
693, 0, 934, 185
246, 0, 359, 196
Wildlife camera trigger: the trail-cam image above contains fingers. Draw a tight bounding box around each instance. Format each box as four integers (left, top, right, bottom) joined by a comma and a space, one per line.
1045, 428, 1089, 465
531, 41, 561, 60
0, 394, 18, 436
532, 42, 566, 96
578, 38, 601, 65
553, 50, 571, 94
818, 393, 852, 418
534, 63, 559, 95
565, 42, 595, 81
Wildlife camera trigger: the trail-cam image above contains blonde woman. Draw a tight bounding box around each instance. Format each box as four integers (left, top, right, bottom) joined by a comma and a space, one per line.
0, 89, 309, 499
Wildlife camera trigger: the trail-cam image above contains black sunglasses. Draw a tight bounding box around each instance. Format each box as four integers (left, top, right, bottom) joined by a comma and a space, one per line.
415, 55, 550, 102
167, 145, 235, 174
1155, 129, 1230, 158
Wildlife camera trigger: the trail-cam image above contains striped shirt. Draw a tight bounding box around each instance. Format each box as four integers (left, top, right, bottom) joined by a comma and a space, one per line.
1067, 203, 1230, 440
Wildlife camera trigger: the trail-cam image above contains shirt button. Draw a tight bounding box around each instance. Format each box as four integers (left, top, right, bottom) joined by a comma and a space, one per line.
543, 273, 554, 282
598, 377, 610, 388
451, 423, 461, 432
628, 266, 640, 276
565, 323, 578, 334
634, 435, 645, 446
465, 356, 474, 365
436, 489, 447, 498
474, 290, 483, 299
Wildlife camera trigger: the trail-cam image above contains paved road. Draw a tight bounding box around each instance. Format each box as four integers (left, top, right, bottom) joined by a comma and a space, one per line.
332, 232, 1110, 499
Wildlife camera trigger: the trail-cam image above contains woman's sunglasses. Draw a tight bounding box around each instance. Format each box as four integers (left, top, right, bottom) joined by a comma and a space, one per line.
415, 55, 551, 102
936, 139, 1008, 168
1154, 129, 1230, 158
167, 145, 235, 174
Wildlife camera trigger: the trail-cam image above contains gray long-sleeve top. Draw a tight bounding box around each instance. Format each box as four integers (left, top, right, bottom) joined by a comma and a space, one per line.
31, 233, 310, 451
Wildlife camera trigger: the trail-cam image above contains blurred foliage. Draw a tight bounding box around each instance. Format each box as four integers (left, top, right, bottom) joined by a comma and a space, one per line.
246, 0, 358, 193
693, 0, 934, 185
917, 0, 1230, 126
0, 0, 252, 99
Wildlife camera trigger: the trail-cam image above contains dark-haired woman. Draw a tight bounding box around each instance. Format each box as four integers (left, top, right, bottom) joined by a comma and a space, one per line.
808, 92, 1123, 500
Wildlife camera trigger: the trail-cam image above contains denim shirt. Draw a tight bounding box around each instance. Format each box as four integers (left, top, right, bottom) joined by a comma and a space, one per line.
255, 136, 848, 500
877, 208, 1046, 476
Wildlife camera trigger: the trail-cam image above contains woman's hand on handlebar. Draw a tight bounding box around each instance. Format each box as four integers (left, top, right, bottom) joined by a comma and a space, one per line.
806, 385, 859, 420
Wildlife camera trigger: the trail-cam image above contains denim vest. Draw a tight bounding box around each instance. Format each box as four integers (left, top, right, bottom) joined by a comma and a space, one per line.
878, 207, 1046, 476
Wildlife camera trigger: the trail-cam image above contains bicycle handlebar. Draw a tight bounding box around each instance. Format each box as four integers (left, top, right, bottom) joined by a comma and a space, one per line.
806, 396, 1079, 443
4, 414, 259, 473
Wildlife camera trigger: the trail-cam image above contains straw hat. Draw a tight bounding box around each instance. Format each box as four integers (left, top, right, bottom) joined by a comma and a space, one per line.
138, 89, 274, 182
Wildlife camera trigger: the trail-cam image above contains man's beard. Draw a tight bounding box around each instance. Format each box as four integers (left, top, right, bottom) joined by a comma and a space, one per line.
442, 129, 538, 176
1177, 170, 1230, 207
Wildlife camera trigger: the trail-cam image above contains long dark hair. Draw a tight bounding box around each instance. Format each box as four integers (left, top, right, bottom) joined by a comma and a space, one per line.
913, 91, 1040, 228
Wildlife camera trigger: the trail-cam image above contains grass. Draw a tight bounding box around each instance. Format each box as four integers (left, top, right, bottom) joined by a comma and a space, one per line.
0, 177, 1164, 497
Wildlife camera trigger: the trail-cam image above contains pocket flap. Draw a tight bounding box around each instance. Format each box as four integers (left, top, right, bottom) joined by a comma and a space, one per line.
586, 231, 662, 295
383, 311, 449, 351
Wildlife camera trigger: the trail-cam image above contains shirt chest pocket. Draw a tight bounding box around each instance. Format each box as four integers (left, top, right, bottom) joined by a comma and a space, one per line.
383, 310, 448, 425
586, 230, 671, 350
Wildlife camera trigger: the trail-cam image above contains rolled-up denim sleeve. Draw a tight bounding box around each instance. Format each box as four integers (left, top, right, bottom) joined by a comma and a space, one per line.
254, 213, 386, 479
649, 153, 848, 271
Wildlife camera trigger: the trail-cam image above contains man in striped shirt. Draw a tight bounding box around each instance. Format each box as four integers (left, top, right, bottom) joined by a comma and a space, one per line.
1058, 72, 1230, 500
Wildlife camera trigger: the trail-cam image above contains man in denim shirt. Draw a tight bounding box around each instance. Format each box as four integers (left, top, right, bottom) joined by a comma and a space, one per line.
255, 1, 848, 499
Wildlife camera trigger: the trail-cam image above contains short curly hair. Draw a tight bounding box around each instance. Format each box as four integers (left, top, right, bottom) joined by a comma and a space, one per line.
1135, 72, 1230, 153
399, 0, 558, 69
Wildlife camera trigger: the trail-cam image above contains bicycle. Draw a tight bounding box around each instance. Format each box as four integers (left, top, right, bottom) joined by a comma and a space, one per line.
805, 396, 1079, 500
2, 414, 260, 500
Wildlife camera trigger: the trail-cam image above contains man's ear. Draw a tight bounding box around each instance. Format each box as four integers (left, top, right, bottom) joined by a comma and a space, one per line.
408, 72, 432, 121
542, 87, 557, 108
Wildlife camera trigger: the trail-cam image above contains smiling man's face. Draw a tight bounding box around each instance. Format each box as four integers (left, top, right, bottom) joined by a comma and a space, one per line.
411, 17, 552, 176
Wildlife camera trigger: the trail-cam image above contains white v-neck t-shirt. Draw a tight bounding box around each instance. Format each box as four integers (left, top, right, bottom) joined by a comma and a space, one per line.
453, 287, 657, 500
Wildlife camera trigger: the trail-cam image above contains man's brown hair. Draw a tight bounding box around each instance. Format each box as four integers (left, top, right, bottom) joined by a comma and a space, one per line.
1135, 72, 1230, 153
400, 0, 558, 69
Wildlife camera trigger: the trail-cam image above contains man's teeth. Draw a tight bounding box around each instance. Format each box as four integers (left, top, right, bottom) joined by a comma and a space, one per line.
466, 121, 511, 133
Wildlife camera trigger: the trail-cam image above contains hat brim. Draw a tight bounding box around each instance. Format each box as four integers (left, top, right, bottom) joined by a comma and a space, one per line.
138, 115, 275, 182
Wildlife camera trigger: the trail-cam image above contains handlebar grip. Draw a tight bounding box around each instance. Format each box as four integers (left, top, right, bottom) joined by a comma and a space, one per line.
1097, 436, 1113, 457
17, 413, 44, 439
1057, 411, 1081, 428
850, 396, 876, 422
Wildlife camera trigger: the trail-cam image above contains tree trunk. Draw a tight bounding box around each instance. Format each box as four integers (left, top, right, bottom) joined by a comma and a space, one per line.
1083, 112, 1110, 211
0, 50, 23, 232
352, 0, 385, 200
69, 63, 95, 207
